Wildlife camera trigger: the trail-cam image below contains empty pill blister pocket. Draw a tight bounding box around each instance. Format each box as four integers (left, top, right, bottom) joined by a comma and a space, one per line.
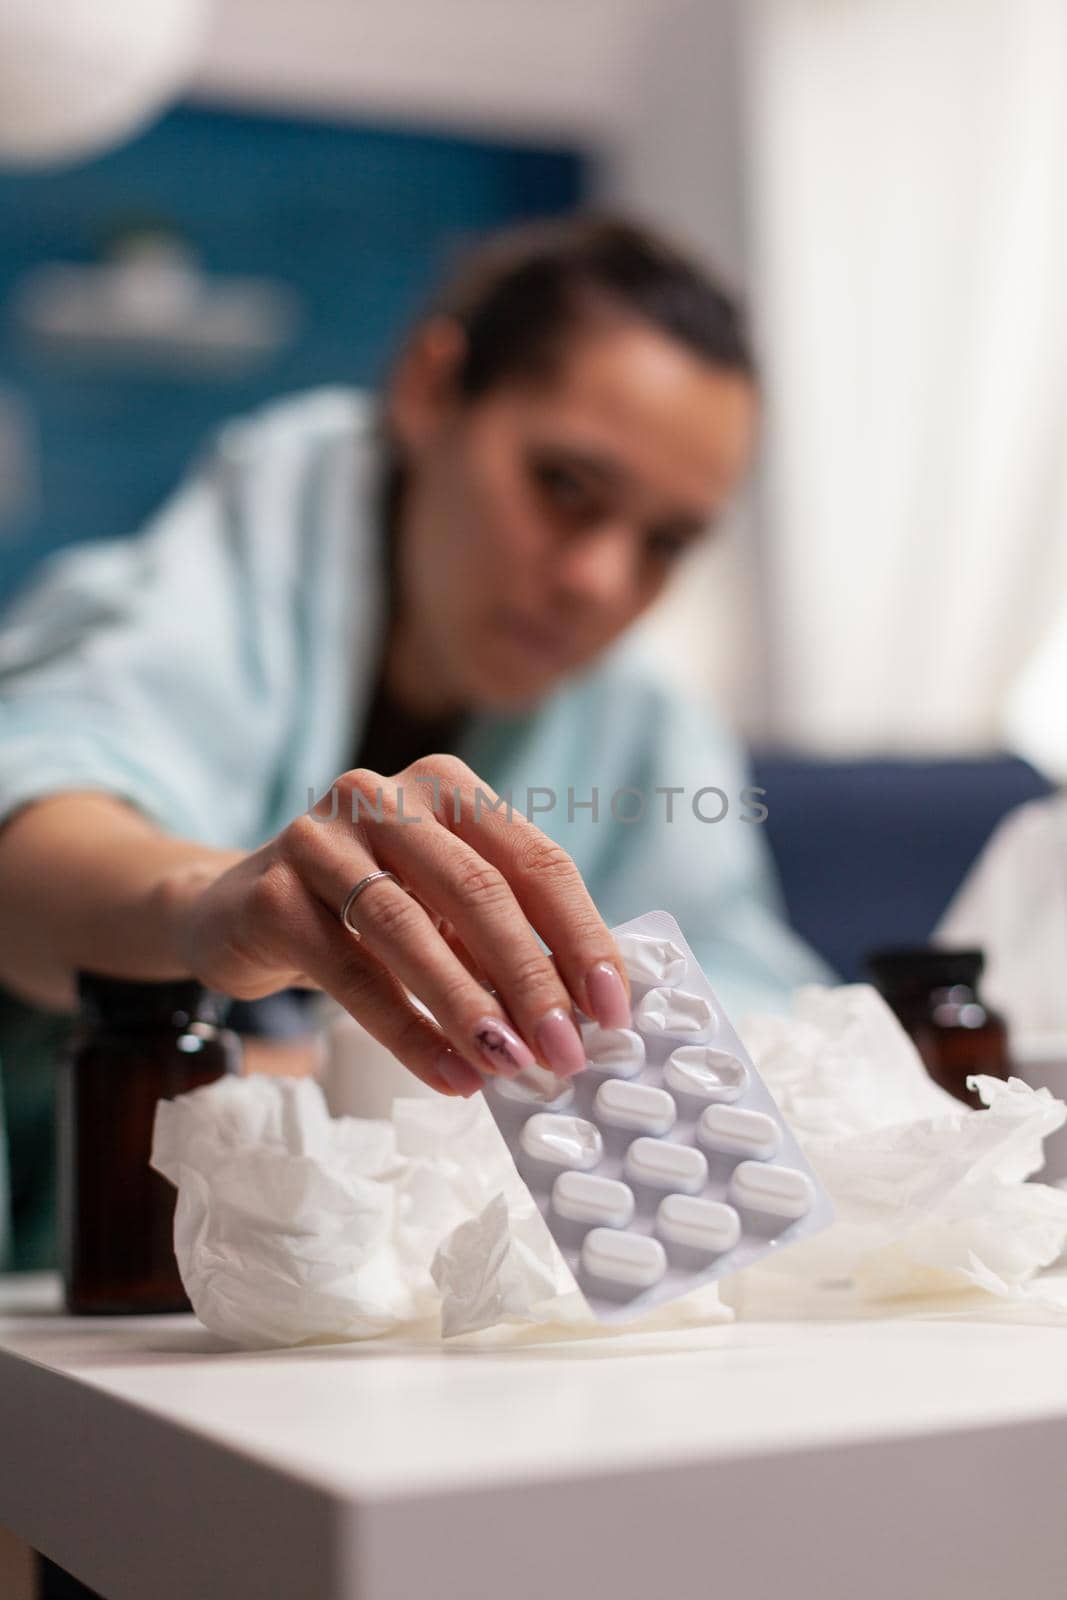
481, 909, 834, 1322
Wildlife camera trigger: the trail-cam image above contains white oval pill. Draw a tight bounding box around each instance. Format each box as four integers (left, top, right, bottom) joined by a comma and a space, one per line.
697, 1104, 780, 1161
581, 1228, 666, 1289
594, 1079, 676, 1135
615, 931, 687, 987
656, 1195, 741, 1253
634, 986, 716, 1042
552, 1171, 635, 1228
624, 1136, 707, 1194
730, 1160, 815, 1220
520, 1113, 603, 1170
493, 1072, 575, 1110
581, 1026, 645, 1079
665, 1045, 748, 1104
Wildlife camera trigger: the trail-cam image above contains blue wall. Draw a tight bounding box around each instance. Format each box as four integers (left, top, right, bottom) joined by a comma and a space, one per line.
0, 102, 584, 603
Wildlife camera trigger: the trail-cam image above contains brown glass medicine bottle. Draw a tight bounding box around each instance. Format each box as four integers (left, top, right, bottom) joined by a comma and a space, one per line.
59, 974, 239, 1314
865, 946, 1010, 1110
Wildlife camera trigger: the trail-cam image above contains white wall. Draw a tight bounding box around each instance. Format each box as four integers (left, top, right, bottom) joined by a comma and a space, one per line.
605, 0, 748, 279
194, 0, 659, 144
602, 0, 765, 731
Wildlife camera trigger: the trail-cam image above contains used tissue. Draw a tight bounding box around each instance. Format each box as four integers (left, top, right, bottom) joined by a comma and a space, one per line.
151, 1072, 601, 1347
152, 984, 1067, 1349
733, 984, 1067, 1309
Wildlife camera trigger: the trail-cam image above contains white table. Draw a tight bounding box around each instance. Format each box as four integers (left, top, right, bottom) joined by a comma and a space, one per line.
2, 1271, 1066, 1600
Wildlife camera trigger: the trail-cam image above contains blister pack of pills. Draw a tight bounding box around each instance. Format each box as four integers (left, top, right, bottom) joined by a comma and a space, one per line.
482, 909, 834, 1322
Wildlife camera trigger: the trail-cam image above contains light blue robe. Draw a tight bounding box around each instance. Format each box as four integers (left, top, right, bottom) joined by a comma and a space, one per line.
0, 388, 832, 1263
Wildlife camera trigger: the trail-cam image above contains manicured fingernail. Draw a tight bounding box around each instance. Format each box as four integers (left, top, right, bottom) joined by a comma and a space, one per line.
586, 962, 630, 1028
472, 1015, 535, 1077
435, 1048, 484, 1097
535, 1007, 587, 1077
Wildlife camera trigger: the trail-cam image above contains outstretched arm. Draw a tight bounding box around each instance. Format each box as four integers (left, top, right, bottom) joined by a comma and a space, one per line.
0, 757, 634, 1098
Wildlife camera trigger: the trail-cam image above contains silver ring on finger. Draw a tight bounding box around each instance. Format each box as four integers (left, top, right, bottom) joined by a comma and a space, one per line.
339, 870, 400, 940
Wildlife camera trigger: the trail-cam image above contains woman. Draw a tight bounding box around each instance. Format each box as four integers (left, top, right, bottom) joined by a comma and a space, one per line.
0, 216, 830, 1258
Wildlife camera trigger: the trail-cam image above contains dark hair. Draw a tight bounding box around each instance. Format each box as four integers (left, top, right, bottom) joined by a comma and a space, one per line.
378, 216, 755, 597
420, 212, 756, 395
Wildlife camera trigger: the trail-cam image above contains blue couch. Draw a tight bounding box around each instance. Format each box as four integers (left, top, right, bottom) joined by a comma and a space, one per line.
750, 753, 1054, 981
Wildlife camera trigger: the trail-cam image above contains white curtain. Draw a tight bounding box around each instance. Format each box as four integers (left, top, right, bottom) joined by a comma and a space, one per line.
745, 0, 1067, 757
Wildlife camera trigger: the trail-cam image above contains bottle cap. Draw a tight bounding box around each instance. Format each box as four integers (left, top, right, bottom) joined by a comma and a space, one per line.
865, 945, 985, 996
76, 973, 227, 1029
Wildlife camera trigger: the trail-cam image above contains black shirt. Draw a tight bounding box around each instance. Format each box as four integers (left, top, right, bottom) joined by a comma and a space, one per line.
350, 665, 468, 778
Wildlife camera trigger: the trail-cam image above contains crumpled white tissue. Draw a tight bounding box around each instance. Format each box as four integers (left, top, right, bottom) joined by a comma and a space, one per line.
151, 1072, 724, 1347
733, 984, 1067, 1309
153, 983, 1067, 1348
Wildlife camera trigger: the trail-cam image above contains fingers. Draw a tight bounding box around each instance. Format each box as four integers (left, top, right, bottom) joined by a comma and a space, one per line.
436, 918, 490, 984
286, 809, 573, 1082
330, 770, 591, 1077
400, 756, 631, 1029
286, 757, 629, 1086
403, 890, 493, 983
272, 890, 485, 1098
374, 834, 589, 1075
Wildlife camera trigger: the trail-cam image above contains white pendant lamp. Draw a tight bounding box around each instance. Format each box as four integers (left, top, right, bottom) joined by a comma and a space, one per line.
0, 0, 211, 168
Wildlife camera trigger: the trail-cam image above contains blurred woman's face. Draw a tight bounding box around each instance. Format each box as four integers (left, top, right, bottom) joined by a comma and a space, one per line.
386, 318, 758, 715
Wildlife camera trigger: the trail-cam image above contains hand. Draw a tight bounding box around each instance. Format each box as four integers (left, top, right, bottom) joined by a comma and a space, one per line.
164, 755, 631, 1097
